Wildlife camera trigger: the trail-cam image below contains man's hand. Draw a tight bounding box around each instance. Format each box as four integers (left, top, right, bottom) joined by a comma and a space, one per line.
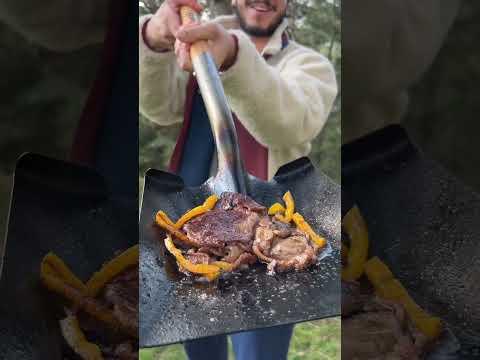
144, 0, 203, 51
175, 22, 237, 72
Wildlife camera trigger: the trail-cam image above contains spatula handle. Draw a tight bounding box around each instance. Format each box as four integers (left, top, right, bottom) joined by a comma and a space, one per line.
179, 6, 248, 195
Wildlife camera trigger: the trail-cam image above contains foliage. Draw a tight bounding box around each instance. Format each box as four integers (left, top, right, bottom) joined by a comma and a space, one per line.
138, 0, 341, 183
139, 318, 341, 360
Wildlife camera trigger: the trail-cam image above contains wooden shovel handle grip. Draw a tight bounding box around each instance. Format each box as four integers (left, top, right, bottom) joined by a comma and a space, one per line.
180, 6, 209, 60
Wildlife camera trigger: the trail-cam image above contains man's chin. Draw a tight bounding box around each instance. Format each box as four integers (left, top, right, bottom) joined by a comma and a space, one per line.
241, 24, 277, 37
234, 7, 285, 38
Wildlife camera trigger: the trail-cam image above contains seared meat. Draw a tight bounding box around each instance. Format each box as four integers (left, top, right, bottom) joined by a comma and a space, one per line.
103, 267, 139, 336
342, 282, 430, 360
183, 193, 265, 249
171, 192, 321, 278
253, 217, 318, 272
102, 341, 138, 360
183, 209, 261, 248
342, 281, 370, 317
216, 192, 267, 214
222, 244, 246, 263
230, 252, 257, 270
186, 250, 212, 264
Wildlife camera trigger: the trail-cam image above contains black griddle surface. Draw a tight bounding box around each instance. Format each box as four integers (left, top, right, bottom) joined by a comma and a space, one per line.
342, 125, 480, 358
139, 157, 341, 347
0, 154, 137, 359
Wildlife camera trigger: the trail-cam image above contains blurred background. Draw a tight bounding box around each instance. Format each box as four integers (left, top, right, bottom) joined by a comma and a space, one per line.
0, 5, 104, 253
138, 0, 341, 359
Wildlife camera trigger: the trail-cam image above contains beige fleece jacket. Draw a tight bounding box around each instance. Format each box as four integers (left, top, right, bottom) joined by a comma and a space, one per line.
342, 0, 460, 143
0, 0, 108, 51
139, 15, 338, 179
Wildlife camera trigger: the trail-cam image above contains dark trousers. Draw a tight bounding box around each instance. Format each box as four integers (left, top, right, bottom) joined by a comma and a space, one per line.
184, 324, 294, 360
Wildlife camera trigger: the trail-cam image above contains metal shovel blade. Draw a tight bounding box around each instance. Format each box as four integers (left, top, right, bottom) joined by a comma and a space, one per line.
342, 125, 480, 358
139, 157, 340, 347
0, 153, 137, 359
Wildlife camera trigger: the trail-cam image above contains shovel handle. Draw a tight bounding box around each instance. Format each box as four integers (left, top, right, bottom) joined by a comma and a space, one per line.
179, 6, 209, 58
179, 6, 248, 195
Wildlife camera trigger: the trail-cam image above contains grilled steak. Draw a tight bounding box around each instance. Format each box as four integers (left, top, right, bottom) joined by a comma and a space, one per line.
103, 266, 139, 331
183, 249, 256, 273
173, 192, 322, 277
253, 217, 318, 272
102, 341, 138, 360
183, 193, 266, 249
342, 282, 429, 359
185, 250, 212, 264
342, 280, 370, 317
69, 266, 139, 360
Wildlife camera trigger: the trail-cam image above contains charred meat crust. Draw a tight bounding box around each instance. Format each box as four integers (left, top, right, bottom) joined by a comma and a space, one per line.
253, 217, 318, 272
74, 266, 139, 359
341, 281, 430, 359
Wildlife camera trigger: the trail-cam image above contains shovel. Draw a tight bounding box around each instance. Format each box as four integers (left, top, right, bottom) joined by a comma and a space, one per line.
0, 153, 138, 359
342, 125, 480, 359
139, 6, 341, 347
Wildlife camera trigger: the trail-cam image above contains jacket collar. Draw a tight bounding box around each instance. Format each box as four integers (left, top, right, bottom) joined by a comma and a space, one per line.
215, 15, 289, 57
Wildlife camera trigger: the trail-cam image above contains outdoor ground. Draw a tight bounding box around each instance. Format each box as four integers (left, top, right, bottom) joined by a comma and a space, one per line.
139, 317, 340, 360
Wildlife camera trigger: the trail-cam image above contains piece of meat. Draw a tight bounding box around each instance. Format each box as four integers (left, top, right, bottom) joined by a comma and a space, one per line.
342, 280, 371, 317
183, 209, 260, 248
183, 193, 264, 249
253, 217, 317, 272
216, 192, 266, 214
222, 244, 246, 263
231, 252, 257, 270
102, 341, 138, 360
341, 285, 431, 360
103, 267, 138, 334
186, 250, 212, 264
342, 311, 419, 360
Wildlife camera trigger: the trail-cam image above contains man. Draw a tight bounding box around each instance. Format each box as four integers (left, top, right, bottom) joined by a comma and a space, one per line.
139, 0, 336, 359
139, 0, 337, 184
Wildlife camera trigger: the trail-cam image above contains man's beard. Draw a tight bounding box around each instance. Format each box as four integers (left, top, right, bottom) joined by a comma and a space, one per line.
233, 3, 286, 37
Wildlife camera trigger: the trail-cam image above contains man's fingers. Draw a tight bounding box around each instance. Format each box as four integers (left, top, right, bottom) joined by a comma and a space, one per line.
175, 23, 219, 43
175, 40, 193, 72
167, 0, 203, 13
168, 12, 181, 36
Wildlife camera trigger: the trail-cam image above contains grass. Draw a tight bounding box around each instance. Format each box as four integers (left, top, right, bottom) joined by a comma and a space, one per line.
139, 317, 340, 360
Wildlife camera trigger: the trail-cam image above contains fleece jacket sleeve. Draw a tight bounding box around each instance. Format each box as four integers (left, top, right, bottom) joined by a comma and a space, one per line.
0, 0, 108, 51
220, 31, 337, 148
139, 15, 188, 126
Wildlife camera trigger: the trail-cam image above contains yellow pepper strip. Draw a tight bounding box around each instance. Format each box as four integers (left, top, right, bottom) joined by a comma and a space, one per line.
174, 194, 219, 229
275, 214, 290, 223
283, 191, 295, 222
212, 261, 235, 272
365, 257, 442, 339
59, 315, 103, 360
156, 213, 198, 248
341, 206, 369, 281
164, 235, 220, 279
86, 245, 139, 297
41, 253, 87, 293
268, 202, 286, 216
41, 269, 137, 337
399, 296, 443, 339
364, 256, 394, 288
292, 212, 327, 248
156, 210, 176, 227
